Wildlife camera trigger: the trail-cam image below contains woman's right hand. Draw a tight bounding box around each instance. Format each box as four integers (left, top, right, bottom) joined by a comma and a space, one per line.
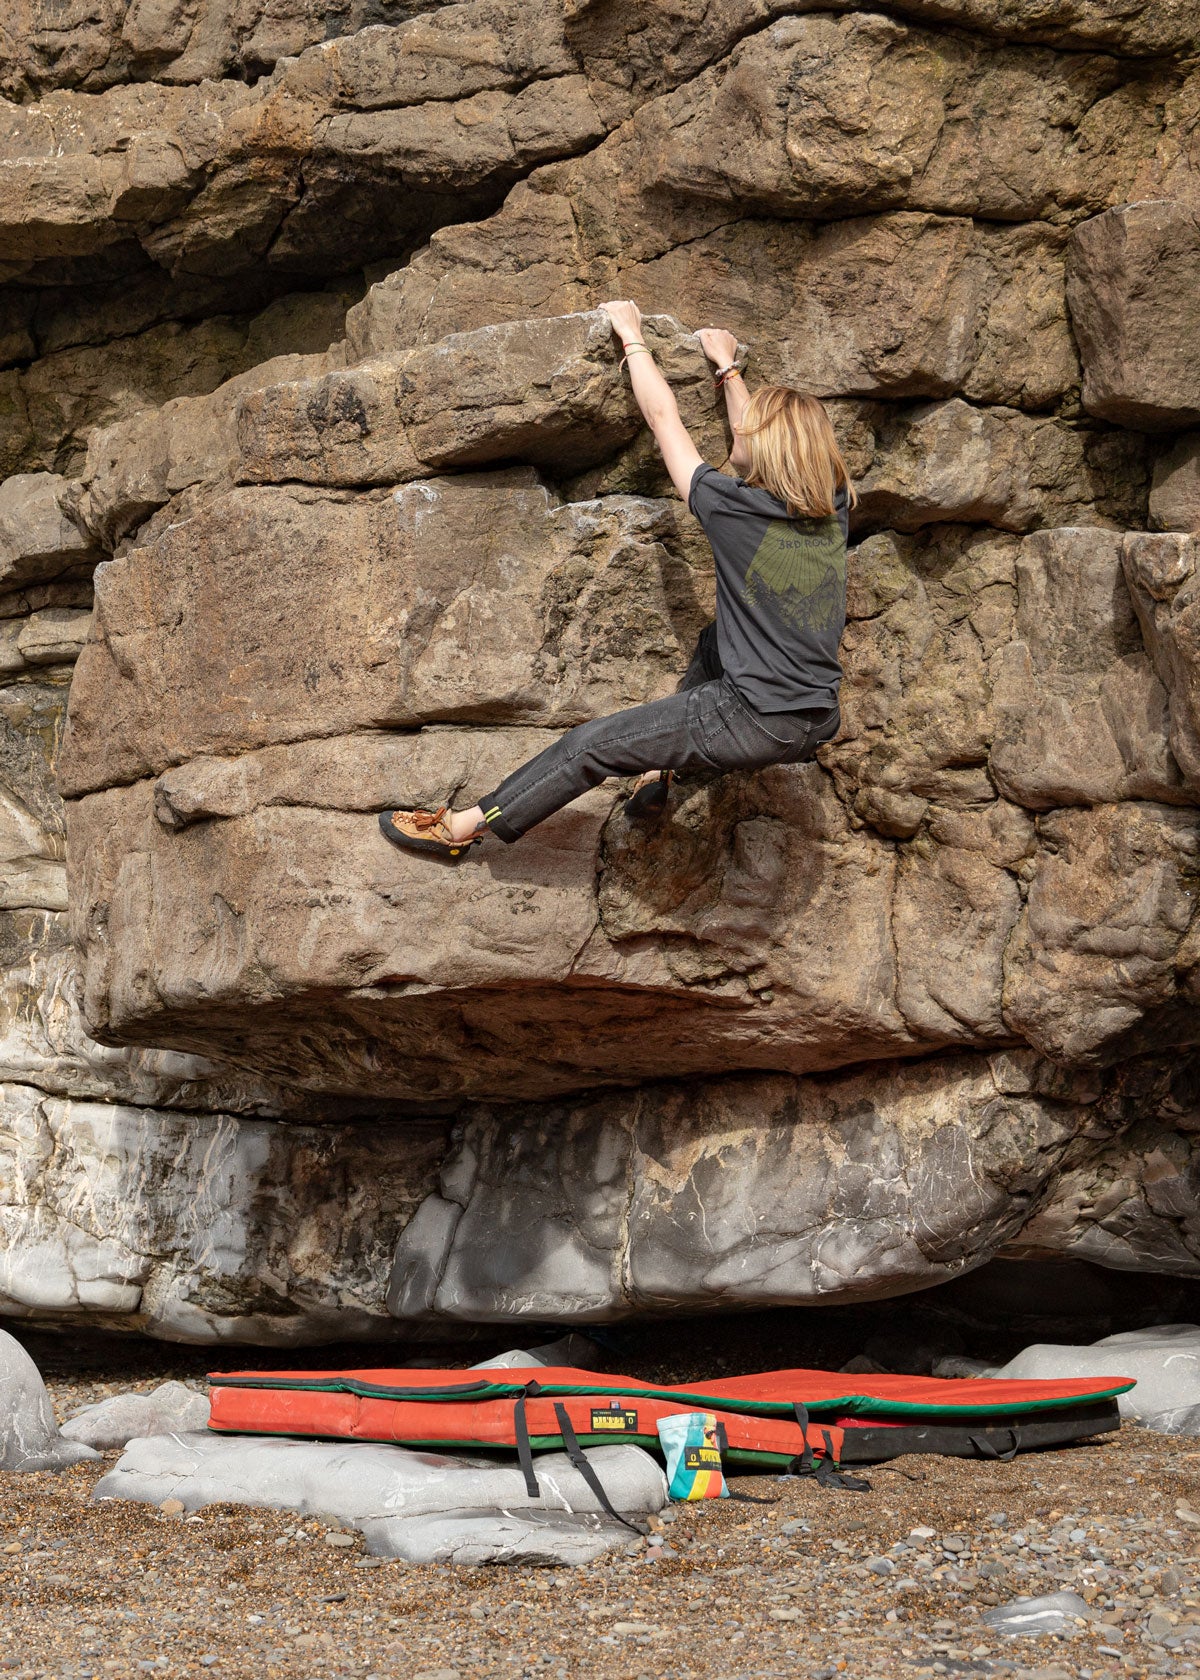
600, 299, 644, 346
697, 326, 739, 367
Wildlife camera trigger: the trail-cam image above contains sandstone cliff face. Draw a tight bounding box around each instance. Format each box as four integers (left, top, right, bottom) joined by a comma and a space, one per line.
0, 0, 1199, 1340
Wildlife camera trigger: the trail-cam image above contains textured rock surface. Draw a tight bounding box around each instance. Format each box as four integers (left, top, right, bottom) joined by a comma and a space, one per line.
1122, 533, 1200, 791
387, 1054, 1190, 1322
0, 286, 357, 482
1, 0, 1200, 1338
60, 511, 1200, 1099
1152, 433, 1200, 532
1068, 203, 1200, 431
0, 1087, 445, 1340
4, 1044, 1199, 1336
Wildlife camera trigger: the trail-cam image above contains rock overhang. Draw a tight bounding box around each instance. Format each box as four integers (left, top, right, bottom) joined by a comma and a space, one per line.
58, 498, 1200, 1102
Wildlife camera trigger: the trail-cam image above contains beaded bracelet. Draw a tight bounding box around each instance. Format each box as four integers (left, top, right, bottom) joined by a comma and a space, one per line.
714, 364, 743, 388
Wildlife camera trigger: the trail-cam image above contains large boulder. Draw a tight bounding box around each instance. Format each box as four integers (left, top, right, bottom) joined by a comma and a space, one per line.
1, 0, 1200, 1344
59, 459, 1200, 1102
0, 1327, 99, 1470
993, 1325, 1200, 1433
95, 1432, 668, 1564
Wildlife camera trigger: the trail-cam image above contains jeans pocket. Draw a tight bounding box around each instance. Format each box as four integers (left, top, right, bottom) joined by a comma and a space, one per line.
698, 688, 798, 770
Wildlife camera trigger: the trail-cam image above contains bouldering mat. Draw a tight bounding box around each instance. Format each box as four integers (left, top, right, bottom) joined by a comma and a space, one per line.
207, 1365, 1132, 1468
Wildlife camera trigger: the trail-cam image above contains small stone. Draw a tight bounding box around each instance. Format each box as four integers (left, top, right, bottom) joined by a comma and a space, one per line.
158, 1498, 184, 1517
612, 1623, 656, 1636
982, 1591, 1092, 1638
322, 1531, 356, 1548
867, 1556, 896, 1575
410, 1671, 461, 1680
1148, 1613, 1174, 1639
770, 1608, 802, 1621
910, 1527, 936, 1540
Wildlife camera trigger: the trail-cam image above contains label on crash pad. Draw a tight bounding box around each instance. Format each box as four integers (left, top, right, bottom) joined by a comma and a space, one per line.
590, 1404, 639, 1432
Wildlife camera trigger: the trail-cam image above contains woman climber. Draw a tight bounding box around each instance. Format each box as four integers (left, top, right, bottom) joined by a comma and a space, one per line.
379, 300, 855, 860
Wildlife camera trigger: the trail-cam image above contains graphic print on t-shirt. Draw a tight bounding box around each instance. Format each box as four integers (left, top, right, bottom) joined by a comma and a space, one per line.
743, 514, 847, 635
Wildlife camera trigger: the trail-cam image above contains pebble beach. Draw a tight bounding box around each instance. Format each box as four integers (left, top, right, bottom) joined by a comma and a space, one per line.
2, 1332, 1198, 1680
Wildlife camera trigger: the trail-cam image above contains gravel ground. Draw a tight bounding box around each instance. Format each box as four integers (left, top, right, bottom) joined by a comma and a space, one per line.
3, 1331, 1199, 1680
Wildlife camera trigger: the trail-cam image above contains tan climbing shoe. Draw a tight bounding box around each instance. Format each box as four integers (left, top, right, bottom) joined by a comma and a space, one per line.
379, 807, 484, 861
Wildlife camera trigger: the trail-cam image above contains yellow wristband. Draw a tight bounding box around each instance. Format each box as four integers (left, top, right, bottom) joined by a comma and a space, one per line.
620, 345, 653, 368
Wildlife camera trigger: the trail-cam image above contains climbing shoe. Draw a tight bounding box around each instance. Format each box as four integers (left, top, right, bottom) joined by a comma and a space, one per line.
379, 807, 484, 861
624, 770, 671, 823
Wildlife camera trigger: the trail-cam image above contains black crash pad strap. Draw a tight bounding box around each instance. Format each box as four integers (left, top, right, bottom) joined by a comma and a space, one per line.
514, 1397, 540, 1498
553, 1402, 646, 1534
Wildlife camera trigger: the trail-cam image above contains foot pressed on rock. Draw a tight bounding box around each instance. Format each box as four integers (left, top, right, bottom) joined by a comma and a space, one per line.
379, 808, 485, 861
624, 770, 672, 823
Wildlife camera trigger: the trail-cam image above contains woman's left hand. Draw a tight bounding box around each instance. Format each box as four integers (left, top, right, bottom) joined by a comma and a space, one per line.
600, 299, 643, 346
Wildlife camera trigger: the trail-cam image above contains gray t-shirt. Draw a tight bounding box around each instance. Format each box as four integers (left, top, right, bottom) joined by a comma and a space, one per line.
688, 463, 849, 714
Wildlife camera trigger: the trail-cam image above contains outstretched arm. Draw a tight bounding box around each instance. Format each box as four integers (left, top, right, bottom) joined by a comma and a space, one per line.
697, 326, 748, 432
601, 300, 703, 503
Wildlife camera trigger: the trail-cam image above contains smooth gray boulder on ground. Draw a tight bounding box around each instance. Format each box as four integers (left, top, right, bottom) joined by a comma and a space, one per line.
357, 1507, 641, 1567
982, 1592, 1094, 1637
60, 1379, 210, 1450
991, 1323, 1200, 1432
0, 1328, 99, 1472
95, 1432, 667, 1564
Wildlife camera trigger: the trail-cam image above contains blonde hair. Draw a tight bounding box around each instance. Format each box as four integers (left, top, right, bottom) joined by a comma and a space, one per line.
738, 387, 857, 519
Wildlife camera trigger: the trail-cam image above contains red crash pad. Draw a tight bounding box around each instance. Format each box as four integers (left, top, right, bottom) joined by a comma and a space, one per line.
206, 1365, 1133, 1467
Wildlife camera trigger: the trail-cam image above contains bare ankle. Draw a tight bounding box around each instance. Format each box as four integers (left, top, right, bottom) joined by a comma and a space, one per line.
449, 805, 485, 842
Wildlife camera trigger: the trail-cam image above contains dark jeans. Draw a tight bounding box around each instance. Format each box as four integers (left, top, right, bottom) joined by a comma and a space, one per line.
478, 623, 839, 842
